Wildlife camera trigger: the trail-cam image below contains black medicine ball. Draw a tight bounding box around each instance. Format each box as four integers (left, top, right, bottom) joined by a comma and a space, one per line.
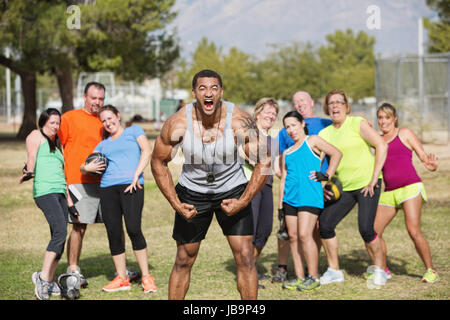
85, 152, 108, 176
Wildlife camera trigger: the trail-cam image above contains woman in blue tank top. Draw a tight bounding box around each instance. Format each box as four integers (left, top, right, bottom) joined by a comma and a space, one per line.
279, 111, 342, 292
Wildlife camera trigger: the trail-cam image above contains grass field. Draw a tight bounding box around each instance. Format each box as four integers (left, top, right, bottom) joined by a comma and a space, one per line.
0, 125, 449, 301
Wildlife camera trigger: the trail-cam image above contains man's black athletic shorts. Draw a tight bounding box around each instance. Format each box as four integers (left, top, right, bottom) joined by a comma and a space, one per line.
172, 183, 254, 243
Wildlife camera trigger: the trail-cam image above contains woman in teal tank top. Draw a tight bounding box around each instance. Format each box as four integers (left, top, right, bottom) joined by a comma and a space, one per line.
279, 111, 341, 291
20, 108, 68, 300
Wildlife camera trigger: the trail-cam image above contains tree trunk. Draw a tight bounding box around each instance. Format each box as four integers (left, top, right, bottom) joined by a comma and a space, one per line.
56, 66, 74, 114
16, 71, 37, 140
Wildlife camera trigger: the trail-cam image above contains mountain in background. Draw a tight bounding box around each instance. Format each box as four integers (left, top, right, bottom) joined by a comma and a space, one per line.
170, 0, 435, 59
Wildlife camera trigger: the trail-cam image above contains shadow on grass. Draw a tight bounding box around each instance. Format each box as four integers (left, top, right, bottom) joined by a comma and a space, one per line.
55, 254, 154, 282
0, 132, 20, 141
222, 248, 414, 279
336, 249, 420, 278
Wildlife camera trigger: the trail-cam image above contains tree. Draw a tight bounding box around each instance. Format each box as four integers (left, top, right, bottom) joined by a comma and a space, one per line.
424, 0, 450, 53
0, 0, 179, 139
74, 0, 178, 81
253, 42, 321, 101
177, 38, 257, 103
177, 37, 224, 91
51, 0, 179, 112
178, 31, 376, 105
220, 47, 255, 103
0, 0, 53, 138
318, 29, 376, 100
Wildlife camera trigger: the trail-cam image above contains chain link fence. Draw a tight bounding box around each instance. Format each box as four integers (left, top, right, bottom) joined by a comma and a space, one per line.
0, 73, 180, 130
3, 57, 449, 143
375, 52, 450, 144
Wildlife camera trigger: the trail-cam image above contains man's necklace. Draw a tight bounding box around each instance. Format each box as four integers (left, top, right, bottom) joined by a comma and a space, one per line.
194, 102, 222, 183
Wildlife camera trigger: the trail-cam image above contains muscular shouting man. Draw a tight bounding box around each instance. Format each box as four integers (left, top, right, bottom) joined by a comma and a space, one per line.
151, 69, 270, 300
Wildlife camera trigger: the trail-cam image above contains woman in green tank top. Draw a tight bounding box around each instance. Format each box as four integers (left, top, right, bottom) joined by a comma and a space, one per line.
20, 108, 69, 300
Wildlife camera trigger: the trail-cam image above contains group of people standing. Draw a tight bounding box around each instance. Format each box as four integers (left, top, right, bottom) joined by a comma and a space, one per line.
22, 69, 438, 301
254, 89, 439, 293
22, 81, 156, 300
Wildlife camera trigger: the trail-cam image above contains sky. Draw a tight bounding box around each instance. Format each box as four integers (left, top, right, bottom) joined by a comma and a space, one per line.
169, 0, 436, 60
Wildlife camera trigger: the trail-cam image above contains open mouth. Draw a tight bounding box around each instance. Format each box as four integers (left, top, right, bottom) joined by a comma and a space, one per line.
331, 110, 340, 116
204, 99, 214, 109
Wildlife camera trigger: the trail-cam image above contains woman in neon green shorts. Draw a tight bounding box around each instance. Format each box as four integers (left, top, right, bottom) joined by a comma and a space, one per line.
374, 103, 439, 283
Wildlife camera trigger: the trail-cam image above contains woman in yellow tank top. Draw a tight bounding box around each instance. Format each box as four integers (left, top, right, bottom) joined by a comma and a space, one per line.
317, 89, 389, 287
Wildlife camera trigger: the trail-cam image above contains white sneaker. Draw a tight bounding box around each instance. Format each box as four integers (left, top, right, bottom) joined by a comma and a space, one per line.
365, 265, 392, 280
320, 267, 344, 285
373, 267, 387, 286
365, 265, 376, 277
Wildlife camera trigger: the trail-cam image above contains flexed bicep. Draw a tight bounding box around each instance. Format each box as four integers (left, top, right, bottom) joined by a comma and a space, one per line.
234, 112, 269, 168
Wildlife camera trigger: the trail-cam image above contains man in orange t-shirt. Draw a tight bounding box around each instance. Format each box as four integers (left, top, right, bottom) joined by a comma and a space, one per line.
58, 82, 105, 286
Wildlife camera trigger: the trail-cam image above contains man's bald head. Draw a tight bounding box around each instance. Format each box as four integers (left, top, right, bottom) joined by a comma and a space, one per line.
292, 91, 315, 118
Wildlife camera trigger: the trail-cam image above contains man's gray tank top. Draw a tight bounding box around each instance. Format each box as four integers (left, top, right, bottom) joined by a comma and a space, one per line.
177, 101, 247, 194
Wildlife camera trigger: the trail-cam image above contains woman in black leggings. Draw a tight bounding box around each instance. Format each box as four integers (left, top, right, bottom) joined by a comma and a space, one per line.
317, 90, 388, 287
241, 98, 280, 287
81, 105, 155, 293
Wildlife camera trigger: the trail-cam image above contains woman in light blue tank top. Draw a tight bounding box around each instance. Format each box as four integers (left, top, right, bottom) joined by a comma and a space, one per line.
279, 111, 342, 291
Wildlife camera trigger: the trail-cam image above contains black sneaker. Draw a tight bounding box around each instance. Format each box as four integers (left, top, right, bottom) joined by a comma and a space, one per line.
258, 273, 271, 281
272, 267, 288, 283
114, 269, 141, 282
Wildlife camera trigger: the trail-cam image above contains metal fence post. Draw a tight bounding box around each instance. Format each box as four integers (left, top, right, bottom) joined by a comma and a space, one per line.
374, 60, 379, 130
448, 57, 450, 142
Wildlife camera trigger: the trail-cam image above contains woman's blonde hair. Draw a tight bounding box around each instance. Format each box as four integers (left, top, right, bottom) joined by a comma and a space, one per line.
377, 102, 398, 127
253, 97, 279, 119
322, 89, 351, 115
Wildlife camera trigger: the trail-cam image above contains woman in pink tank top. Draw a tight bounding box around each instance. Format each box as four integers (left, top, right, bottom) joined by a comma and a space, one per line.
374, 103, 439, 283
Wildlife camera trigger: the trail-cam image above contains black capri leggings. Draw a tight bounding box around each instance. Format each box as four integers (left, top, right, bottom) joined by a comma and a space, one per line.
100, 185, 146, 256
319, 180, 381, 243
34, 193, 68, 260
251, 184, 273, 249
